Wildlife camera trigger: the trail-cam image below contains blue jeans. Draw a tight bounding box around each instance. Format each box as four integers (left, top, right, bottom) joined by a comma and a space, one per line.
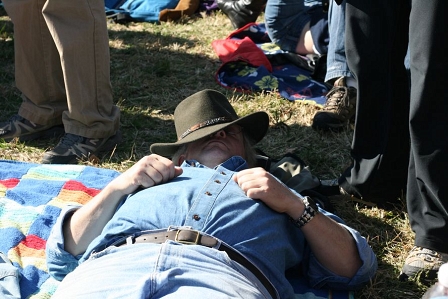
0, 252, 20, 299
52, 241, 273, 298
325, 0, 351, 82
264, 0, 321, 53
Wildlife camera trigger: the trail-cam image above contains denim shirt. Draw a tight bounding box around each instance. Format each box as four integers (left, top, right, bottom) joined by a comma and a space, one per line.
46, 156, 377, 298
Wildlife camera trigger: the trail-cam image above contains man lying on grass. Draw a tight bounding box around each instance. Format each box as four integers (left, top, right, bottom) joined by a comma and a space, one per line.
46, 89, 377, 298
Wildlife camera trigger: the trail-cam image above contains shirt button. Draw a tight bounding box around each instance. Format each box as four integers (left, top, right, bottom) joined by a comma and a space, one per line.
221, 171, 226, 175
193, 214, 201, 220
214, 180, 221, 184
205, 191, 212, 196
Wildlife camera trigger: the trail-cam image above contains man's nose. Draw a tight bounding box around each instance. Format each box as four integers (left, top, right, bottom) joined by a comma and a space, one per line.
211, 129, 226, 138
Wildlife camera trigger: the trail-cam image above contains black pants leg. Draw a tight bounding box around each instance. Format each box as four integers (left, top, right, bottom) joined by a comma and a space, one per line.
407, 0, 448, 253
340, 0, 411, 207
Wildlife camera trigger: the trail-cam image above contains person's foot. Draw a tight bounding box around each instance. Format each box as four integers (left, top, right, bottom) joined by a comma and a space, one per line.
399, 246, 448, 284
319, 179, 378, 208
338, 186, 380, 208
41, 131, 122, 164
312, 77, 357, 132
0, 115, 64, 142
319, 179, 403, 209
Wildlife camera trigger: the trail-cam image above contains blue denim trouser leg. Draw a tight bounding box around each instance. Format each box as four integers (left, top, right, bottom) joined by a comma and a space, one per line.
52, 242, 273, 298
264, 0, 320, 52
325, 0, 352, 82
0, 252, 21, 299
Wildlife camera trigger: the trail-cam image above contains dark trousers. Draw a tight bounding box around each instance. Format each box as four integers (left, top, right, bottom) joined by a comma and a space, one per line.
341, 0, 448, 252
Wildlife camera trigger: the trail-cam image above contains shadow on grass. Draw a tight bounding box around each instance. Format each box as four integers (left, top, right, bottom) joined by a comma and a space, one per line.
105, 23, 225, 159
330, 198, 425, 298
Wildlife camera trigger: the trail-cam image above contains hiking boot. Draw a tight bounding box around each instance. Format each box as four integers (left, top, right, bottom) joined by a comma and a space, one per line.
41, 131, 122, 164
312, 77, 357, 132
0, 115, 64, 142
399, 246, 448, 284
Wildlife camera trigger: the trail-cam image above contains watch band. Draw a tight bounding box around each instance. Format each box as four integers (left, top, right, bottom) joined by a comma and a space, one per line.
290, 196, 318, 228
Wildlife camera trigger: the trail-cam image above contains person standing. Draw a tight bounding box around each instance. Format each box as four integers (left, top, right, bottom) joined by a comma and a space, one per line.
340, 0, 448, 281
0, 0, 121, 164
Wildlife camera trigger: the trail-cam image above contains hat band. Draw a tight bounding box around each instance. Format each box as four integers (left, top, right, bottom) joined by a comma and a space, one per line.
178, 116, 233, 141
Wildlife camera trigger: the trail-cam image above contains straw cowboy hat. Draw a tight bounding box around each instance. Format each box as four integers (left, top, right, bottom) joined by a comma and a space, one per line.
150, 89, 269, 157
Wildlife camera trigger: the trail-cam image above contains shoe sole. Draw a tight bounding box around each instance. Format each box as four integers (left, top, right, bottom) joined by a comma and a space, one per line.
312, 123, 346, 132
399, 268, 438, 285
312, 114, 355, 132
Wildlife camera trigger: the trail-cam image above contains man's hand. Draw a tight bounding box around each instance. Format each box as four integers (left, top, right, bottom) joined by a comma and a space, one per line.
110, 154, 183, 197
63, 154, 182, 256
233, 167, 303, 216
234, 167, 363, 278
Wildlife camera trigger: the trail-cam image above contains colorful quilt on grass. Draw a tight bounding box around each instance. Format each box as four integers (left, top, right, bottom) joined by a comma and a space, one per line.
0, 159, 352, 299
0, 160, 120, 298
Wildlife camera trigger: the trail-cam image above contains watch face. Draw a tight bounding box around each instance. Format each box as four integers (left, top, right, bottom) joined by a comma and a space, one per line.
303, 196, 318, 212
290, 196, 319, 228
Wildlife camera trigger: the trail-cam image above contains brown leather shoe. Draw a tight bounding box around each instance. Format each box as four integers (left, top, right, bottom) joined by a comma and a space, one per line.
159, 0, 200, 22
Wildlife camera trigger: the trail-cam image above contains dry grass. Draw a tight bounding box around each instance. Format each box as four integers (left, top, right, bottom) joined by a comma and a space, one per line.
0, 8, 428, 298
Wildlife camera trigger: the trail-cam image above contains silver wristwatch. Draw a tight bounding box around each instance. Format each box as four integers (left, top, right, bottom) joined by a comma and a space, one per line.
290, 196, 319, 228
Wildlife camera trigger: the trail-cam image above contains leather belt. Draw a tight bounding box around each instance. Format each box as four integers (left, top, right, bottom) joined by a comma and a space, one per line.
116, 229, 278, 299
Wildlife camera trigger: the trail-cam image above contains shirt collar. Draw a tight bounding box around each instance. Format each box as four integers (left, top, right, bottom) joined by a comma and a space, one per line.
182, 156, 248, 171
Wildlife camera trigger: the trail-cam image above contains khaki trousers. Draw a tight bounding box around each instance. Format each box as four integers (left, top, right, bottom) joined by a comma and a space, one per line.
2, 0, 120, 138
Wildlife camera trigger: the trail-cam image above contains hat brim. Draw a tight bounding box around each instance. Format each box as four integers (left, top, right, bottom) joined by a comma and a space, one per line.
150, 111, 269, 157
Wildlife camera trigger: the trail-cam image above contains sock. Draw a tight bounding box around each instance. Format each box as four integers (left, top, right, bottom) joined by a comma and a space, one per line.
345, 76, 358, 90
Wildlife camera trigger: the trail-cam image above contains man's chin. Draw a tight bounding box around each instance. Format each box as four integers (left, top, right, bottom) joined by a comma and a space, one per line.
200, 150, 231, 167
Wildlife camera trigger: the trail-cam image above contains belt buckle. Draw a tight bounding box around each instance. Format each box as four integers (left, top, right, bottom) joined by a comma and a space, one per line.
175, 229, 200, 245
